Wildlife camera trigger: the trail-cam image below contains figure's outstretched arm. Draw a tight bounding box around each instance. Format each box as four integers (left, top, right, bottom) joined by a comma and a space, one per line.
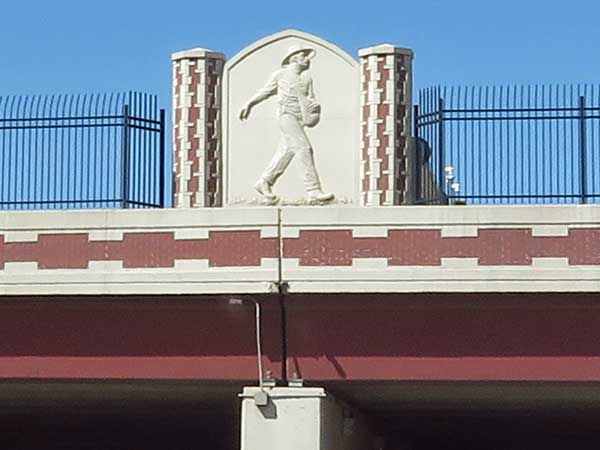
240, 72, 278, 121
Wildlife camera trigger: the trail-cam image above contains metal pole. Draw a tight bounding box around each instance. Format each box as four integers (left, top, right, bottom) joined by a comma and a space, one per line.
437, 97, 445, 203
578, 96, 587, 204
121, 104, 130, 208
413, 104, 421, 203
255, 301, 264, 392
159, 109, 166, 208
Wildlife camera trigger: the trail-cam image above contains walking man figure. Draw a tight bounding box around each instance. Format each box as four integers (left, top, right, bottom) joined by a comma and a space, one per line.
239, 44, 334, 204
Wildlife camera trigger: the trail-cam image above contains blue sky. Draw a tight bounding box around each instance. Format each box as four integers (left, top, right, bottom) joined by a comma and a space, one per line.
2, 0, 600, 104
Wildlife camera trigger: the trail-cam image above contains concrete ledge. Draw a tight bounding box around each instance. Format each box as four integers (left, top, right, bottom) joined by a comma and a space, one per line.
0, 205, 599, 295
172, 48, 225, 61
358, 44, 414, 57
240, 387, 326, 399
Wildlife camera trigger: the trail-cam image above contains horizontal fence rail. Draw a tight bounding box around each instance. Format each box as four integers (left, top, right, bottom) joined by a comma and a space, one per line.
0, 92, 165, 210
414, 85, 600, 204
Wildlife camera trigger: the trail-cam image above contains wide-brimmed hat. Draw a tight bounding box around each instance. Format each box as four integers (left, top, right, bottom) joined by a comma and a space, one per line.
281, 44, 316, 66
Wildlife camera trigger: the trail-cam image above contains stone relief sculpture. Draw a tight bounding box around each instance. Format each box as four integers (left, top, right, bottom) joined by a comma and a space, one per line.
239, 45, 335, 205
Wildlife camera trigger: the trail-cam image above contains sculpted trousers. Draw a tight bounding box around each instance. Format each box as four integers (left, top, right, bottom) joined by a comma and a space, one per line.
260, 113, 321, 192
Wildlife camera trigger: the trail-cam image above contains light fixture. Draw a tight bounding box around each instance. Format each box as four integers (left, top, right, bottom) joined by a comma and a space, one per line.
444, 165, 455, 181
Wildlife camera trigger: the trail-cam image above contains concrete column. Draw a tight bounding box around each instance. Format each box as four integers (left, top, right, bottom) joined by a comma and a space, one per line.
359, 44, 414, 206
172, 48, 225, 208
240, 387, 377, 450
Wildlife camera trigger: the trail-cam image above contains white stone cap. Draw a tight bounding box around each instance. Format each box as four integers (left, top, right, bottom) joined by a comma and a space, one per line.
172, 47, 226, 61
239, 386, 326, 399
358, 44, 414, 58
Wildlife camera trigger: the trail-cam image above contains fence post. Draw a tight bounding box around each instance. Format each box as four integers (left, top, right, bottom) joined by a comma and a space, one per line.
159, 108, 166, 208
437, 97, 446, 203
578, 95, 588, 204
413, 104, 421, 203
121, 104, 131, 208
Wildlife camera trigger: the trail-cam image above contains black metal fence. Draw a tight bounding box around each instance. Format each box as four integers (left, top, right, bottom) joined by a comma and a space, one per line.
414, 85, 600, 204
0, 92, 165, 210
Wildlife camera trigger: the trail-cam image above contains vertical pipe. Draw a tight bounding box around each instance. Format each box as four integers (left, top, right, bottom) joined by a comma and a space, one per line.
579, 95, 588, 204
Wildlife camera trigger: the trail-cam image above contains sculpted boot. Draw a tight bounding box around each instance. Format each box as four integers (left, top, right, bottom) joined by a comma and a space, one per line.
307, 190, 334, 203
254, 179, 278, 201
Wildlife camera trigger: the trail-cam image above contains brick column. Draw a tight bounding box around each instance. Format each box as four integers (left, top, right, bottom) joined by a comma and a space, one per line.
172, 48, 225, 208
359, 44, 414, 206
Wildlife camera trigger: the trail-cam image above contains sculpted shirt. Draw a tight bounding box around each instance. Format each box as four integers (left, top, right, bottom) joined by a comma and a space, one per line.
256, 69, 315, 121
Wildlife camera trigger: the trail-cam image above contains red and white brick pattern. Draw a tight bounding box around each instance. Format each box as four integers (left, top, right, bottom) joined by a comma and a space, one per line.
172, 48, 225, 208
0, 231, 278, 270
359, 45, 413, 206
0, 209, 280, 295
280, 205, 600, 292
1, 205, 599, 294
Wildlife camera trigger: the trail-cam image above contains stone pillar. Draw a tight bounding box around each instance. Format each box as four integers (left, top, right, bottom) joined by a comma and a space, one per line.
359, 44, 414, 206
172, 48, 225, 208
240, 387, 377, 450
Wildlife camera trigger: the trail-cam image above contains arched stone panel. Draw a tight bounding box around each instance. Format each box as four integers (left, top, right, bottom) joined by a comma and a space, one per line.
222, 29, 360, 206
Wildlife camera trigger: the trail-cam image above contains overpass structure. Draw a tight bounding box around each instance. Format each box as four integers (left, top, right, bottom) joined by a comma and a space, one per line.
1, 30, 600, 450
1, 205, 600, 449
